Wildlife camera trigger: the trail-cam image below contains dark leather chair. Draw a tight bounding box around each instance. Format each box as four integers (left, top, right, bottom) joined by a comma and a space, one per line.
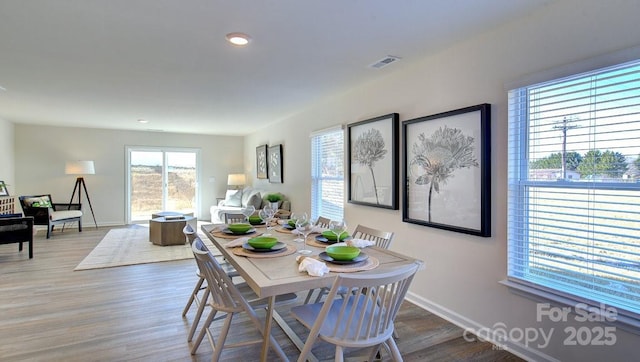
0, 215, 34, 258
19, 195, 82, 239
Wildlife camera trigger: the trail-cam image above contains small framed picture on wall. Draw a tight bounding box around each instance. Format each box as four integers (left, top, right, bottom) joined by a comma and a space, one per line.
268, 144, 283, 183
256, 145, 268, 179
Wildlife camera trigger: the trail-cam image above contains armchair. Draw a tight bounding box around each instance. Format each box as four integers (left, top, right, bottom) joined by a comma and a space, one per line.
18, 194, 83, 239
0, 215, 34, 258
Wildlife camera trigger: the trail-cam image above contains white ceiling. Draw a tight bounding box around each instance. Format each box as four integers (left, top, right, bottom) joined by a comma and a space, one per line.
0, 0, 553, 135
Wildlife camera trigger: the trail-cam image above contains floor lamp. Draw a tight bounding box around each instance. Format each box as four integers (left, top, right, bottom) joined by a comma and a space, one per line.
65, 160, 98, 228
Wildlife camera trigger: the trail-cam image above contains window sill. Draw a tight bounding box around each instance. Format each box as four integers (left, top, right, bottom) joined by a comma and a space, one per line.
500, 279, 640, 335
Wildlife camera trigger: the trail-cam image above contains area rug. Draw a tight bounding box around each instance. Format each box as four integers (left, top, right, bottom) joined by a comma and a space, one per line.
74, 227, 216, 271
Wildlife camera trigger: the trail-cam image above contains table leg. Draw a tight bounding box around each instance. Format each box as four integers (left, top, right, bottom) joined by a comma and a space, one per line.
261, 296, 276, 362
272, 310, 318, 362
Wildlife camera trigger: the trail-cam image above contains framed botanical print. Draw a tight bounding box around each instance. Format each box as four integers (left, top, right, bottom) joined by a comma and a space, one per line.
268, 144, 283, 183
347, 113, 399, 209
402, 104, 491, 237
256, 145, 268, 179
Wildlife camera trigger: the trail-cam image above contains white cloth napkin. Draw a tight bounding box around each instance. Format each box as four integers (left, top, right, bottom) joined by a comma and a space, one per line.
289, 225, 327, 235
312, 226, 328, 233
296, 256, 330, 277
225, 236, 249, 248
347, 238, 375, 248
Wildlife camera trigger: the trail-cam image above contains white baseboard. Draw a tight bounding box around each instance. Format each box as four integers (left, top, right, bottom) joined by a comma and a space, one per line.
404, 291, 558, 362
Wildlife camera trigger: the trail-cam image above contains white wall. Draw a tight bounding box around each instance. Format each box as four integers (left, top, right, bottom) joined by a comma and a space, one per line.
15, 125, 244, 225
244, 0, 640, 360
0, 118, 15, 193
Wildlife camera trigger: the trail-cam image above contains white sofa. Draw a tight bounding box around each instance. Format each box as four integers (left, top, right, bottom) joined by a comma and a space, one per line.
210, 187, 291, 223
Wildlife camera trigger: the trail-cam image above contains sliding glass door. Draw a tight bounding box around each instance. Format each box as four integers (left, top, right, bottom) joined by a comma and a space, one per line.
127, 147, 199, 223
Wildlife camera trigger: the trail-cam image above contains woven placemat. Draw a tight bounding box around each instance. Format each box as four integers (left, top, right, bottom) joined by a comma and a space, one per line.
307, 238, 333, 248
274, 226, 296, 234
310, 255, 379, 273
230, 245, 297, 258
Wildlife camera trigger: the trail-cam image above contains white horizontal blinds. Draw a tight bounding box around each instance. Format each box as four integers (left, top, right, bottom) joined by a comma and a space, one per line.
508, 59, 640, 315
311, 127, 344, 221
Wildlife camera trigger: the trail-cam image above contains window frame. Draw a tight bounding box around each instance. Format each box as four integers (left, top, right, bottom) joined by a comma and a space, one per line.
310, 126, 345, 221
506, 52, 640, 329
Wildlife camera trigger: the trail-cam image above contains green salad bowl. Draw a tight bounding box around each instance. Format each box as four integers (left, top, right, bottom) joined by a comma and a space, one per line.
325, 245, 360, 261
288, 219, 297, 227
227, 223, 252, 234
248, 215, 263, 225
247, 236, 278, 249
322, 230, 349, 241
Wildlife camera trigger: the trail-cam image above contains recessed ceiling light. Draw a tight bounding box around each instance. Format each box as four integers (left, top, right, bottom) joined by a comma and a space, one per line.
225, 32, 251, 46
137, 119, 148, 124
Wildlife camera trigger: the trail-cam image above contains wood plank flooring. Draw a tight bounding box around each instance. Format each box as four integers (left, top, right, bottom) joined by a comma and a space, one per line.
0, 225, 525, 361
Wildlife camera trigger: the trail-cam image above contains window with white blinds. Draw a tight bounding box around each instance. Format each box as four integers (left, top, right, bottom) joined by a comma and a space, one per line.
507, 59, 640, 318
311, 127, 344, 221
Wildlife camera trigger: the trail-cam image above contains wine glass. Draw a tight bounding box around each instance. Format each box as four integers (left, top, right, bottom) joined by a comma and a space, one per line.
290, 211, 305, 242
258, 208, 271, 235
328, 219, 347, 243
242, 205, 256, 223
295, 214, 314, 255
260, 204, 276, 235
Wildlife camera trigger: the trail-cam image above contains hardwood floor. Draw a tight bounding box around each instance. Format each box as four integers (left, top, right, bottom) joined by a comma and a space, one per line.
0, 225, 525, 361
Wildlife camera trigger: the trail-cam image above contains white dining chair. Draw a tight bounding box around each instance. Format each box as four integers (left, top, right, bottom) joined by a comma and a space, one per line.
189, 237, 295, 361
181, 224, 240, 342
291, 262, 421, 362
304, 224, 396, 304
316, 216, 331, 228
352, 224, 395, 249
223, 212, 247, 224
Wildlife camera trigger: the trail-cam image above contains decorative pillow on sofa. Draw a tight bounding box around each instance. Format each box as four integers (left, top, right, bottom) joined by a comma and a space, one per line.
246, 192, 262, 209
224, 190, 243, 207
240, 187, 255, 207
24, 196, 52, 208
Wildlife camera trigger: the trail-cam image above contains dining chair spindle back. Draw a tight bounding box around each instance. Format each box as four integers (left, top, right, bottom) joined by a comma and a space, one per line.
315, 216, 331, 228
224, 213, 247, 224
352, 224, 395, 249
291, 262, 421, 362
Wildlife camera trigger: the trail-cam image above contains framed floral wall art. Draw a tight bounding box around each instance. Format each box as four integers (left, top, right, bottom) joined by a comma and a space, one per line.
268, 144, 283, 183
256, 145, 268, 179
347, 113, 399, 209
402, 104, 491, 237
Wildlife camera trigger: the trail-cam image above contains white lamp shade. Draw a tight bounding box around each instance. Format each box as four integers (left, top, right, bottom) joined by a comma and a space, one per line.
227, 173, 246, 186
65, 160, 95, 175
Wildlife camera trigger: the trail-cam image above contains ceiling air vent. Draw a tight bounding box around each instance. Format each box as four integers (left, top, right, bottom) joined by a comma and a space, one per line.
368, 55, 401, 69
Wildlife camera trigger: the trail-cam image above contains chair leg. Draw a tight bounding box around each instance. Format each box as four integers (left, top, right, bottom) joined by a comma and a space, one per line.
211, 314, 234, 362
47, 224, 52, 239
28, 238, 33, 259
386, 337, 403, 362
334, 345, 344, 362
303, 289, 315, 304
78, 218, 82, 232
314, 287, 328, 303
190, 303, 217, 354
182, 276, 205, 316
188, 288, 210, 342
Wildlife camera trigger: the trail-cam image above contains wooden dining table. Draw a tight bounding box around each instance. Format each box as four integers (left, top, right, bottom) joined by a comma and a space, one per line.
201, 223, 421, 362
